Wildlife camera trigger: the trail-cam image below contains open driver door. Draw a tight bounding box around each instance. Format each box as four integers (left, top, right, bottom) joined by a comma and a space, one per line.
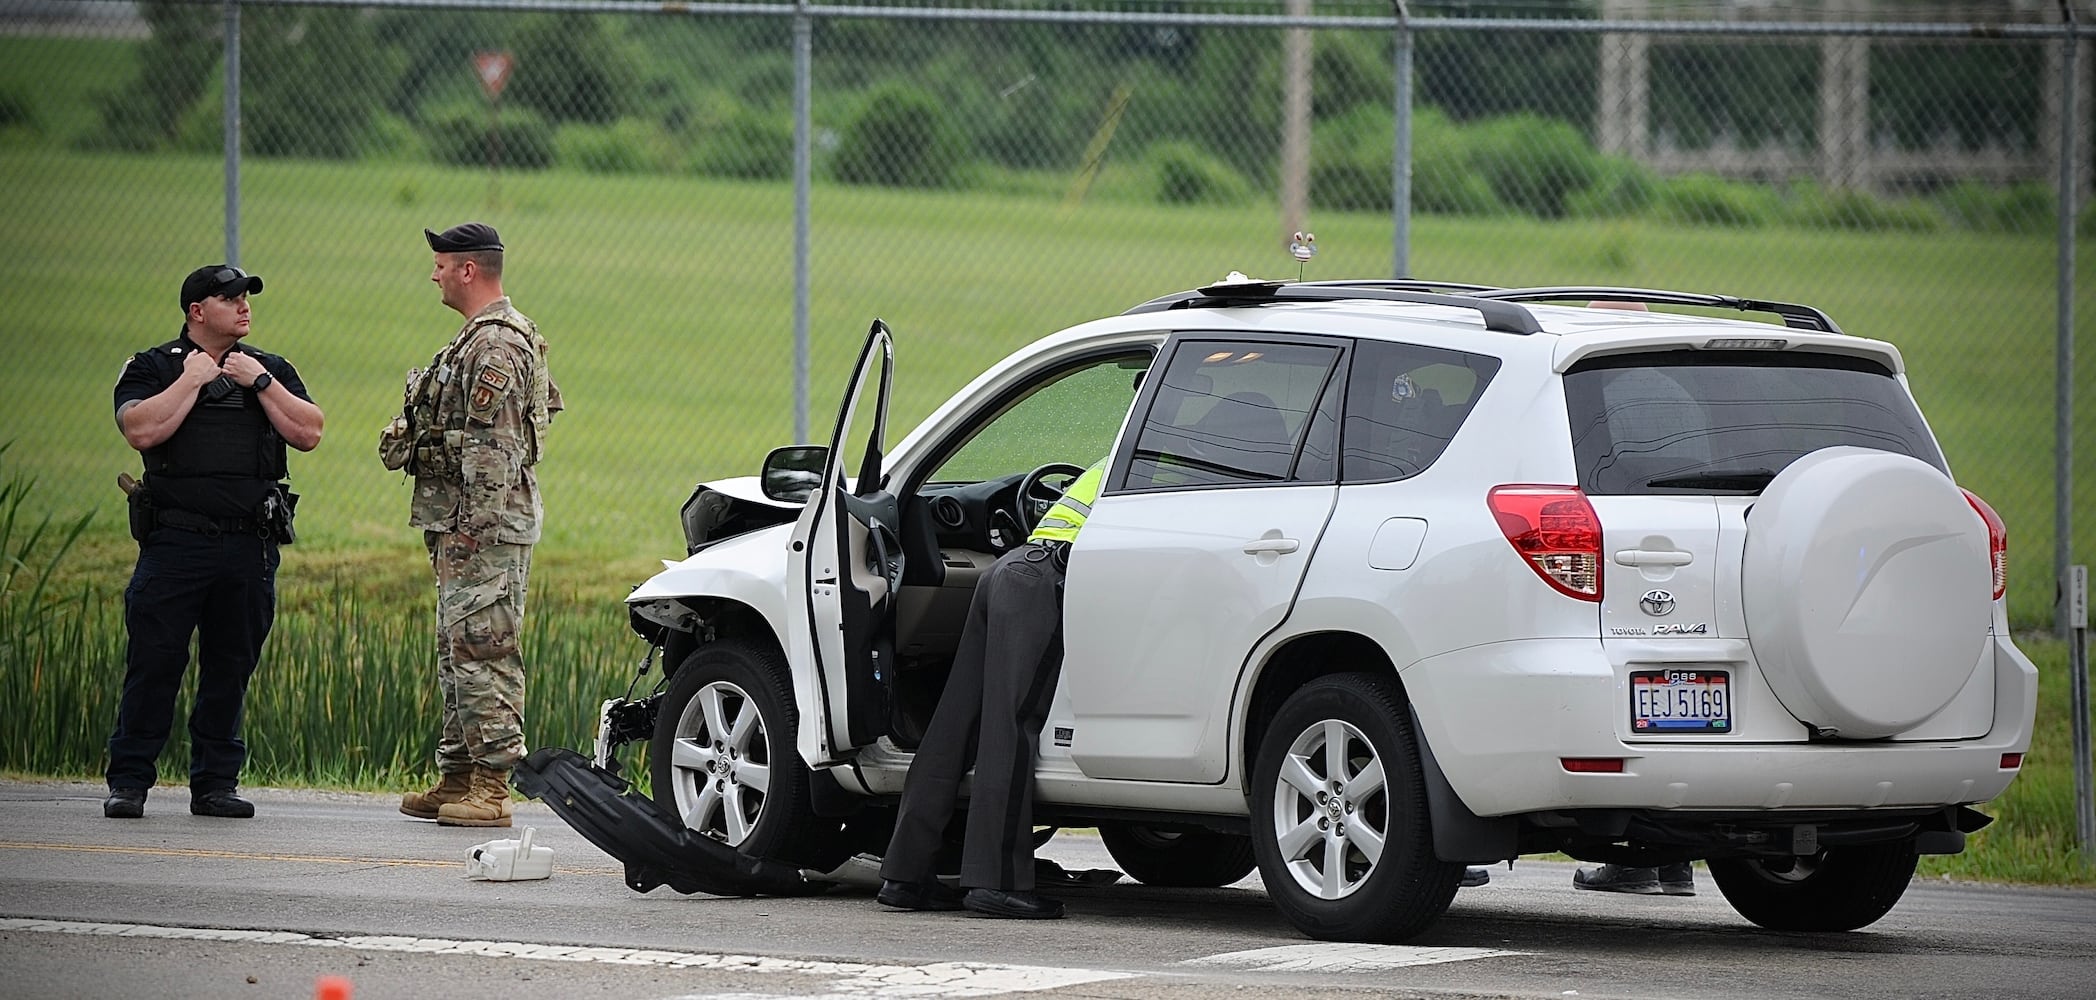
784, 321, 902, 767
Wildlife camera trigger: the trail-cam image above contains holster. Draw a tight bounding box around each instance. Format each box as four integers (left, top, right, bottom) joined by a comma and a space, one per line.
259, 484, 299, 545
125, 482, 155, 543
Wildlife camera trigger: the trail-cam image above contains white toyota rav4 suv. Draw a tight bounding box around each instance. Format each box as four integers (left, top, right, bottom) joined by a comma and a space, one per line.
518, 276, 2037, 943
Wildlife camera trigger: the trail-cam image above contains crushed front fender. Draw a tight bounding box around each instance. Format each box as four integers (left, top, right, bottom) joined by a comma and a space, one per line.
513, 746, 827, 898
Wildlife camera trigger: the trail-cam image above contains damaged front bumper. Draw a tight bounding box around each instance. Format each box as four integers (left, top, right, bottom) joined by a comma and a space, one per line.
512, 746, 826, 898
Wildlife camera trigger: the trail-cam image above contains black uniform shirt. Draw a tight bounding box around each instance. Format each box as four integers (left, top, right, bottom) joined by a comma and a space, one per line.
114, 333, 313, 518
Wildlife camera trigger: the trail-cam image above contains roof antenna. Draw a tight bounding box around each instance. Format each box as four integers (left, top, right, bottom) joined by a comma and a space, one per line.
1289, 231, 1316, 282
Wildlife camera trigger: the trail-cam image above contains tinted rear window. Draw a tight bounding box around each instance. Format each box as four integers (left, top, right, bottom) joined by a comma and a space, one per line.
1564, 350, 1946, 495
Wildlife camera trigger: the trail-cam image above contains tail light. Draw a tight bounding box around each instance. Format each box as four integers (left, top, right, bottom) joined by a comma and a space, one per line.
1961, 488, 2007, 601
1488, 485, 1602, 602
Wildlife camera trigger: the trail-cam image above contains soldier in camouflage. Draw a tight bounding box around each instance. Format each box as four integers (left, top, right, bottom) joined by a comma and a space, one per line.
384, 222, 560, 828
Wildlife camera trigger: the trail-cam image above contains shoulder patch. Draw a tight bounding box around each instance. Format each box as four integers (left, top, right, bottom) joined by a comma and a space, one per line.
466, 360, 515, 425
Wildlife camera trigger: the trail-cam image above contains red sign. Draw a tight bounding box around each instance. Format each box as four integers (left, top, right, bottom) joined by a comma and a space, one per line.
474, 51, 513, 99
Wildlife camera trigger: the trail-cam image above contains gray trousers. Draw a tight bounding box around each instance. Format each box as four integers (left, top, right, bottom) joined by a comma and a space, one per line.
881, 541, 1066, 891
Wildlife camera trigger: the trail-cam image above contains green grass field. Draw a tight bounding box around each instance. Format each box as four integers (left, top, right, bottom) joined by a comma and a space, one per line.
0, 147, 2086, 621
0, 145, 2091, 883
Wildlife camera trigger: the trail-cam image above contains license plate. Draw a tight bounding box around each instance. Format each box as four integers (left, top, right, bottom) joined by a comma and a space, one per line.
1631, 669, 1731, 733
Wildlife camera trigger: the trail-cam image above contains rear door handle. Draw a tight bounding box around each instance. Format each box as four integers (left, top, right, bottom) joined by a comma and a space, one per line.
1613, 549, 1693, 567
1242, 537, 1300, 555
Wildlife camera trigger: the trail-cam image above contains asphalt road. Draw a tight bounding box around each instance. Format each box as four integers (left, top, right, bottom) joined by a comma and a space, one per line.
1, 779, 2090, 1000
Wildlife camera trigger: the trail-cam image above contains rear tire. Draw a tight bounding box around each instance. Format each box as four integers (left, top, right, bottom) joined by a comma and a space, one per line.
650, 639, 852, 872
1708, 842, 1919, 932
1099, 823, 1257, 888
1249, 673, 1461, 942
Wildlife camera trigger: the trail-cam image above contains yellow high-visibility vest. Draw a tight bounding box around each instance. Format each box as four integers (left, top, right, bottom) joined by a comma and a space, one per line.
1028, 461, 1106, 544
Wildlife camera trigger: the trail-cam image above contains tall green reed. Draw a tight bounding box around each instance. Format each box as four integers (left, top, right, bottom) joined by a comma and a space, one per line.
0, 443, 645, 788
0, 446, 105, 774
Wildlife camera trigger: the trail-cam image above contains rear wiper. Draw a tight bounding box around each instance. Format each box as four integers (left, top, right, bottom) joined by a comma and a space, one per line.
1643, 468, 1776, 491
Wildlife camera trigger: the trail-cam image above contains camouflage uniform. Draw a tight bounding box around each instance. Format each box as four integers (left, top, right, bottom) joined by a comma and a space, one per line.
404, 296, 556, 773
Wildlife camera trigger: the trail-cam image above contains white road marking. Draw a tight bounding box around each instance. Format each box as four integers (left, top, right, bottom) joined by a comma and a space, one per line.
1182, 941, 1522, 972
0, 918, 1133, 997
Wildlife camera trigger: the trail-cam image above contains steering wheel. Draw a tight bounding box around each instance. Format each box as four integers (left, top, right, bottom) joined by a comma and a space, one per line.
1014, 462, 1089, 536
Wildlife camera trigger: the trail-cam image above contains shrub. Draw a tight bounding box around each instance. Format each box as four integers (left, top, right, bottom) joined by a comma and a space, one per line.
690, 109, 793, 181
243, 6, 396, 160
1147, 140, 1251, 206
1410, 108, 1504, 217
1464, 113, 1603, 219
507, 13, 639, 125
423, 104, 555, 171
1936, 181, 2056, 235
0, 86, 36, 133
1651, 173, 1780, 228
832, 83, 971, 189
1782, 182, 1941, 233
553, 119, 674, 174
1309, 106, 1501, 216
1565, 156, 1659, 219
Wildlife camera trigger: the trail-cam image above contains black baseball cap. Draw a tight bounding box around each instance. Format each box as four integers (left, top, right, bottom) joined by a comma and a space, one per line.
424, 222, 504, 253
180, 264, 263, 311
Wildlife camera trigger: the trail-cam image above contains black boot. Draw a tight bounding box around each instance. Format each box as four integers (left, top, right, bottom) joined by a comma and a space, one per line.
103, 788, 147, 819
877, 879, 965, 911
190, 789, 255, 818
962, 887, 1064, 919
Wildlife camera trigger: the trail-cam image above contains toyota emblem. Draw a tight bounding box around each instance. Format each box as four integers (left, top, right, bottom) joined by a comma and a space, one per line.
1640, 589, 1676, 616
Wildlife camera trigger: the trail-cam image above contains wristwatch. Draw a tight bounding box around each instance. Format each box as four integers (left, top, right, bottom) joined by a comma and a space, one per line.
251, 372, 274, 394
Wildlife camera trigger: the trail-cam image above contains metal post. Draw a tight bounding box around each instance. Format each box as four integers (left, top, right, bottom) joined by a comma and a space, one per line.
1391, 0, 1411, 278
222, 0, 240, 266
792, 5, 812, 445
2069, 565, 2091, 862
2059, 2, 2079, 638
1281, 0, 1311, 244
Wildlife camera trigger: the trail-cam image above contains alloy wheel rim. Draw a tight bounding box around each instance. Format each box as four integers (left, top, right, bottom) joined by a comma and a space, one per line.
1270, 717, 1388, 899
668, 679, 772, 845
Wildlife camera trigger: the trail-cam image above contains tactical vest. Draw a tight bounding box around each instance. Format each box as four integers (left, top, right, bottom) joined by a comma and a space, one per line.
403, 314, 551, 478
1029, 461, 1106, 544
145, 392, 286, 480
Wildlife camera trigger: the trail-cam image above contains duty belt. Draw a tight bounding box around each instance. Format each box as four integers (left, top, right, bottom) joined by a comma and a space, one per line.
1026, 538, 1072, 570
155, 507, 264, 538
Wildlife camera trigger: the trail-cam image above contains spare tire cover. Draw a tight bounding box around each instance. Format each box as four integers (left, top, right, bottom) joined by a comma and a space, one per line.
1741, 447, 1990, 738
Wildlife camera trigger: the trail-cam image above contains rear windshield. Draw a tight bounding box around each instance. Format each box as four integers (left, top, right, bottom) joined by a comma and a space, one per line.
1564, 350, 1946, 495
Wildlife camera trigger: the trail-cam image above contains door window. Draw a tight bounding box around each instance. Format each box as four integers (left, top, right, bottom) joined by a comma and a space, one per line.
1122, 340, 1341, 489
1340, 341, 1501, 483
925, 352, 1152, 484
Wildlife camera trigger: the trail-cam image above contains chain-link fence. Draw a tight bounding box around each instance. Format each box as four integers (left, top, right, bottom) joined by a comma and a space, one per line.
1, 0, 2088, 629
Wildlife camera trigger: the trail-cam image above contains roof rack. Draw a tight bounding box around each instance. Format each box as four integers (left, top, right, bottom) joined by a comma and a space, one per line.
1122, 280, 1542, 336
1471, 286, 1843, 334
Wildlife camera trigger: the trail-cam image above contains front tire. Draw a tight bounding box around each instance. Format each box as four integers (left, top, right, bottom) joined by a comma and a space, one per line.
1099, 823, 1257, 888
650, 639, 850, 871
1708, 843, 1919, 932
1249, 673, 1461, 942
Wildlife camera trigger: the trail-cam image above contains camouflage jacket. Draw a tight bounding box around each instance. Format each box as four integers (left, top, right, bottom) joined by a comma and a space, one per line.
408, 297, 558, 542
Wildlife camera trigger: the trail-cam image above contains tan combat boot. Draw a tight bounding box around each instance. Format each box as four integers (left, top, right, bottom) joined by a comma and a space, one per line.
436, 765, 514, 827
398, 770, 472, 819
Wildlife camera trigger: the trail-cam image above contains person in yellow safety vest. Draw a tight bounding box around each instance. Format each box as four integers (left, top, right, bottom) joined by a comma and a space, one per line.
876, 460, 1106, 920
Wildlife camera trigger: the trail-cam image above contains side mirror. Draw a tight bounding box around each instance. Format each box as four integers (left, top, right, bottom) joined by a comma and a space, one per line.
761, 445, 828, 504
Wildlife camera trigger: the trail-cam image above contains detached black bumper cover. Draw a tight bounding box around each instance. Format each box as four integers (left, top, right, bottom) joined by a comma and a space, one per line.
514, 747, 826, 898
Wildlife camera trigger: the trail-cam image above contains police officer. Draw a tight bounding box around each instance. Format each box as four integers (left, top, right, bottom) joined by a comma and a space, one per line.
878, 461, 1106, 920
387, 222, 559, 828
105, 264, 324, 819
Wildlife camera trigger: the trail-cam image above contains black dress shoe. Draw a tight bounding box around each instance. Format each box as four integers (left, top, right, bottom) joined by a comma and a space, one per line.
103, 788, 146, 819
190, 789, 255, 818
876, 878, 965, 911
962, 887, 1064, 920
